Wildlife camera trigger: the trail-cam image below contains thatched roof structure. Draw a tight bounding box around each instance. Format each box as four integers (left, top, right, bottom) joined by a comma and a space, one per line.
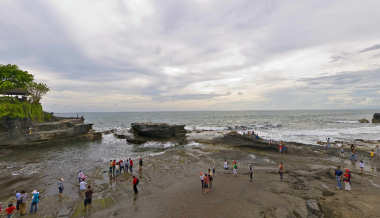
0, 88, 29, 96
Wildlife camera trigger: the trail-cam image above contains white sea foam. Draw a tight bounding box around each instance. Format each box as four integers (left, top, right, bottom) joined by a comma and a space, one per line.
142, 141, 176, 149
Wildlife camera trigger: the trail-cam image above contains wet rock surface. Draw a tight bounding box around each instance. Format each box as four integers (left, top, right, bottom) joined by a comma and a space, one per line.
372, 113, 380, 123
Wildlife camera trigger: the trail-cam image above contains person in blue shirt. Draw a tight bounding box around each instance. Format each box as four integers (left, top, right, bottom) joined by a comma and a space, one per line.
335, 166, 343, 190
30, 190, 39, 214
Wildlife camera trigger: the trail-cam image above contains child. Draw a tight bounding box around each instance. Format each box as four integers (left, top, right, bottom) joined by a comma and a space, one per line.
343, 169, 351, 191
359, 160, 364, 175
6, 203, 16, 218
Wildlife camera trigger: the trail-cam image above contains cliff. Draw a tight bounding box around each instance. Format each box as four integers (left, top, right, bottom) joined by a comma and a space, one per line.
0, 117, 101, 146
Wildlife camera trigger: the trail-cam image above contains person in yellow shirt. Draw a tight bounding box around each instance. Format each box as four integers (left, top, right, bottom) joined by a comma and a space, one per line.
370, 150, 375, 160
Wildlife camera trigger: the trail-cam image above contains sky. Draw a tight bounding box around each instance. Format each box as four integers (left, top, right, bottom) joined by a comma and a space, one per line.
1, 0, 380, 112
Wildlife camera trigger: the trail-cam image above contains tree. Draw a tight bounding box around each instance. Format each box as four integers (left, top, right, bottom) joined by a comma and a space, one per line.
0, 64, 34, 92
27, 82, 50, 104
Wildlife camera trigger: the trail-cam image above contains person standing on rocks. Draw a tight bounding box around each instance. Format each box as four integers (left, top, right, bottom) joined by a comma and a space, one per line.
343, 169, 351, 191
326, 138, 330, 150
249, 165, 254, 182
15, 191, 21, 211
204, 174, 209, 193
279, 162, 284, 182
84, 185, 93, 213
112, 160, 116, 176
224, 160, 228, 170
109, 160, 113, 175
130, 158, 134, 173
58, 178, 64, 198
29, 190, 39, 214
139, 157, 143, 171
133, 176, 139, 194
360, 160, 364, 175
200, 172, 204, 192
233, 162, 238, 176
208, 169, 213, 189
6, 203, 16, 218
335, 166, 343, 190
120, 159, 124, 174
19, 191, 27, 216
125, 158, 129, 174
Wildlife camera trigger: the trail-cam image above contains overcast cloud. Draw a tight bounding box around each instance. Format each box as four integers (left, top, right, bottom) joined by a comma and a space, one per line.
1, 0, 380, 112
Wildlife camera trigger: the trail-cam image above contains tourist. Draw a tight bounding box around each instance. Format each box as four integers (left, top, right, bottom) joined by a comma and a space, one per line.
115, 162, 120, 176
109, 160, 113, 175
343, 169, 351, 191
249, 165, 254, 182
125, 159, 129, 173
6, 203, 16, 218
212, 167, 215, 175
340, 146, 345, 158
279, 142, 283, 153
209, 169, 213, 189
224, 160, 228, 170
204, 174, 209, 193
130, 158, 134, 173
120, 159, 124, 173
139, 157, 143, 170
19, 191, 27, 216
84, 185, 93, 212
326, 137, 330, 150
370, 150, 374, 161
335, 166, 343, 190
112, 160, 116, 176
80, 180, 87, 191
78, 170, 84, 183
133, 176, 139, 194
15, 191, 21, 211
279, 162, 284, 182
58, 178, 64, 197
233, 162, 238, 176
200, 172, 204, 192
360, 160, 364, 175
29, 190, 39, 214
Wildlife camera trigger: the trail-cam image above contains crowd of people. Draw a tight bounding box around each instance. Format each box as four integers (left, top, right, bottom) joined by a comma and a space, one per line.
108, 157, 143, 177
200, 168, 215, 193
0, 189, 40, 217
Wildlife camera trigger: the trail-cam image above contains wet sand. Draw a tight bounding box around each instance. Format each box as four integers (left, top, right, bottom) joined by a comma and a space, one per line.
2, 142, 380, 218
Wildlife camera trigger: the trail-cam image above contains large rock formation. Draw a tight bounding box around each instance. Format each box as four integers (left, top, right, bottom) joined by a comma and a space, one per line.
131, 122, 186, 139
372, 113, 380, 123
0, 117, 101, 146
126, 123, 187, 144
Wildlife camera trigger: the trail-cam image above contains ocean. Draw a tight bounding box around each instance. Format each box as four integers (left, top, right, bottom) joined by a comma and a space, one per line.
58, 110, 380, 145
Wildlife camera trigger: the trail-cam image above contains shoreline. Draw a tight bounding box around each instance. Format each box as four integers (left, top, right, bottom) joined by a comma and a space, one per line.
1, 134, 380, 217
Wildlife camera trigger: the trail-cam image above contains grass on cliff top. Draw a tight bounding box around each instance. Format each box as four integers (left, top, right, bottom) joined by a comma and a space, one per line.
0, 97, 53, 122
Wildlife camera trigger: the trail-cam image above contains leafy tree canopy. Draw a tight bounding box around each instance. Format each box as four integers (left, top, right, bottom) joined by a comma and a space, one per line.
0, 64, 34, 92
27, 82, 50, 104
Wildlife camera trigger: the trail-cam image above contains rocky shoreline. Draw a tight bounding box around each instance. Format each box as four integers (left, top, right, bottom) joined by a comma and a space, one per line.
1, 122, 380, 218
0, 117, 101, 146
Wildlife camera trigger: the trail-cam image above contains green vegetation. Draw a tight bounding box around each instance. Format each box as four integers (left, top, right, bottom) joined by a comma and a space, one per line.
0, 64, 52, 121
0, 64, 34, 92
0, 97, 53, 121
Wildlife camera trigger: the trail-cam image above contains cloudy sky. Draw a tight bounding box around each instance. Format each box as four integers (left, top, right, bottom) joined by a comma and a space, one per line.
1, 0, 380, 112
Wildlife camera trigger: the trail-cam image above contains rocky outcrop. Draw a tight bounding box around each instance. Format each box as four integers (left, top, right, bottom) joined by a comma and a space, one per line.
210, 132, 279, 151
0, 118, 101, 146
359, 118, 370, 123
120, 123, 187, 145
372, 113, 380, 123
131, 122, 186, 139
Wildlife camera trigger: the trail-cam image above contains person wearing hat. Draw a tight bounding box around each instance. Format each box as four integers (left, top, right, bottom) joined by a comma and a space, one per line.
30, 190, 39, 214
